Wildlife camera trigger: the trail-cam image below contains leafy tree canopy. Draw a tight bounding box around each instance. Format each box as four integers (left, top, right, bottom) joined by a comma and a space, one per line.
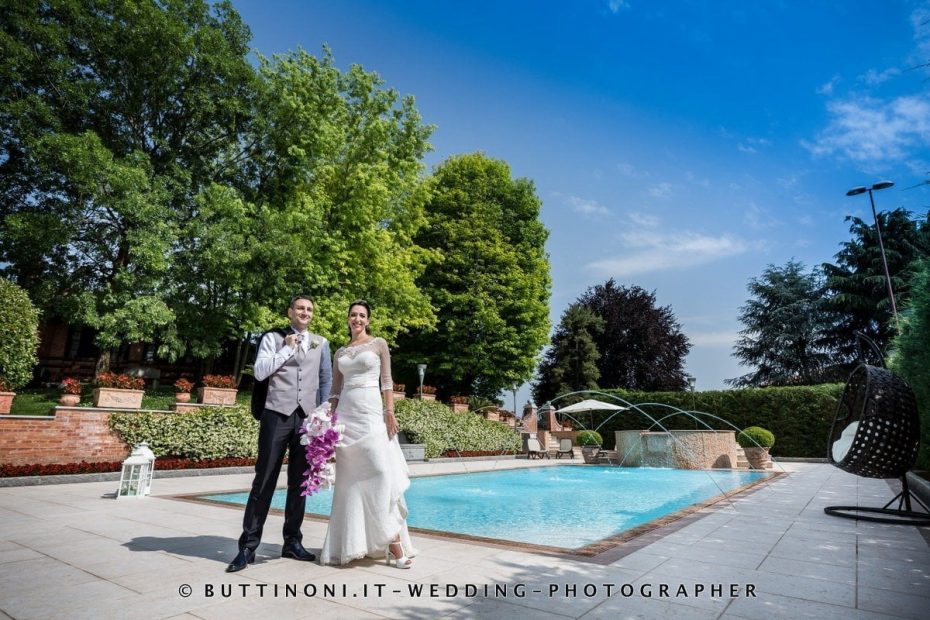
532, 303, 604, 405
577, 279, 690, 391
393, 153, 551, 399
729, 259, 833, 387
821, 209, 930, 361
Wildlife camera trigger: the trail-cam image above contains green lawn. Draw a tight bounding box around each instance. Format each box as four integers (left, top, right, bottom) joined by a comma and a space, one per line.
7, 387, 253, 415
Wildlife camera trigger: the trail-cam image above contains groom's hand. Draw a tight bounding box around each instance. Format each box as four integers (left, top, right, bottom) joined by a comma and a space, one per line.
285, 334, 300, 348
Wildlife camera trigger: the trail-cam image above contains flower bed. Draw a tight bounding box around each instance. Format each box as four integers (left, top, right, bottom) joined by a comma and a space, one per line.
0, 456, 259, 478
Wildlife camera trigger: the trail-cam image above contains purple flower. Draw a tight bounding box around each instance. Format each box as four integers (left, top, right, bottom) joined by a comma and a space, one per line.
300, 403, 343, 497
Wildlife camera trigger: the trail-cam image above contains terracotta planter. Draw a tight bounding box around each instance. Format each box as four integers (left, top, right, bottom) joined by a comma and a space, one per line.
93, 387, 144, 409
414, 393, 436, 401
581, 445, 601, 464
175, 392, 191, 403
198, 387, 237, 405
58, 394, 81, 406
743, 446, 771, 470
0, 392, 14, 414
392, 391, 406, 400
451, 403, 469, 413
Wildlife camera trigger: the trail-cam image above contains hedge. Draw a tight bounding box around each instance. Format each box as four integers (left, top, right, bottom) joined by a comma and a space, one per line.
395, 399, 522, 458
109, 405, 259, 460
109, 400, 522, 462
576, 384, 846, 457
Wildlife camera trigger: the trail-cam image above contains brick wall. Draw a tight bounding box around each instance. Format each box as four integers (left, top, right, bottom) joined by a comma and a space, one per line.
0, 407, 131, 466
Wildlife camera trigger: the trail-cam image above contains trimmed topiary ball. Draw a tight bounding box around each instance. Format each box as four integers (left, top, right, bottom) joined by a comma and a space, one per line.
737, 426, 775, 449
576, 430, 603, 446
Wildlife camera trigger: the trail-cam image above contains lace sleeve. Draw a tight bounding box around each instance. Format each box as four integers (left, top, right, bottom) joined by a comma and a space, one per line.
376, 338, 394, 392
328, 347, 344, 400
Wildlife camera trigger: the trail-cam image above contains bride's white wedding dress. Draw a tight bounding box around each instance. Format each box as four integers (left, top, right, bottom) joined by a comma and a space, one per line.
319, 337, 417, 565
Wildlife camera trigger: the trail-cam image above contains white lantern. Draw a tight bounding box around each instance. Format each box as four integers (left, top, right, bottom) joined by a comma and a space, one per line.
117, 442, 156, 499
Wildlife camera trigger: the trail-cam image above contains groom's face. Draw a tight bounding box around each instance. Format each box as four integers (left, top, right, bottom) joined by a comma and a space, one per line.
288, 298, 314, 331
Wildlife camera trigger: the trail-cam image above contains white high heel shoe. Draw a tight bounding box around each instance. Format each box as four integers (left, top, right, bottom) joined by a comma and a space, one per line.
385, 542, 413, 569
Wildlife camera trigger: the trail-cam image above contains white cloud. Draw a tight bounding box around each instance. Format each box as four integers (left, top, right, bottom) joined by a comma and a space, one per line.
803, 94, 930, 165
817, 75, 841, 95
586, 230, 750, 277
743, 203, 780, 230
608, 0, 631, 13
688, 331, 739, 348
859, 67, 901, 85
627, 211, 660, 228
566, 195, 610, 216
648, 182, 673, 199
617, 162, 650, 178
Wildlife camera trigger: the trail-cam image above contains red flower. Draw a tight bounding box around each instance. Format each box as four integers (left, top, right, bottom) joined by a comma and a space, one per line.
202, 374, 237, 389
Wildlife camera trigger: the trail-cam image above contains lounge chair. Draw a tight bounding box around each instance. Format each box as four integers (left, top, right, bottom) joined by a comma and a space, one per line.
526, 437, 549, 459
556, 438, 574, 459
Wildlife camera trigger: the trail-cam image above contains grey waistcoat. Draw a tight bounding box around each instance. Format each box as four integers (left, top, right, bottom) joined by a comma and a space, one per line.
264, 331, 325, 417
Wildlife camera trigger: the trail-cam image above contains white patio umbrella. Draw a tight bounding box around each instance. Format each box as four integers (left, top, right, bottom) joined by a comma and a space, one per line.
556, 399, 626, 413
554, 399, 627, 431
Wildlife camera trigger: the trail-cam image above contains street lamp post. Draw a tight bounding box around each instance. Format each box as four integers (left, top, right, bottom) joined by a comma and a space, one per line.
511, 383, 519, 418
416, 363, 427, 398
846, 181, 899, 326
686, 375, 697, 428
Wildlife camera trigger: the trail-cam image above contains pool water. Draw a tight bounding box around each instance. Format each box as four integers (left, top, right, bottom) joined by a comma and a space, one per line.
202, 466, 769, 549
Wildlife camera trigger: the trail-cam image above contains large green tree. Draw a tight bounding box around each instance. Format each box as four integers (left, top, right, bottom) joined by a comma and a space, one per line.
0, 0, 256, 372
394, 153, 551, 399
729, 260, 833, 387
822, 209, 930, 362
532, 303, 604, 406
225, 49, 438, 349
578, 280, 690, 391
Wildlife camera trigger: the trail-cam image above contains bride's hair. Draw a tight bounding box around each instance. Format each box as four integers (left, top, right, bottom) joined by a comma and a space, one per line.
347, 299, 372, 337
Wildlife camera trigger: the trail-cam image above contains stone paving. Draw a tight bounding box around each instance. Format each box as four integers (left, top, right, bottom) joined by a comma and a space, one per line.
0, 461, 928, 619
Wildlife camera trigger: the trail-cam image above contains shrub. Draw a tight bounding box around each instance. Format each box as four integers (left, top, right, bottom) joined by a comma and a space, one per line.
420, 385, 437, 395
576, 430, 603, 446
393, 383, 406, 392
395, 398, 521, 458
109, 404, 259, 459
96, 372, 145, 390
736, 426, 775, 449
890, 258, 930, 470
174, 378, 194, 393
60, 378, 82, 395
450, 395, 469, 405
203, 374, 237, 389
0, 279, 40, 391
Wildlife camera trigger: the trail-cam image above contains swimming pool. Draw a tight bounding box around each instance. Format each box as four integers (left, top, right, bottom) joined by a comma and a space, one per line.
200, 466, 771, 550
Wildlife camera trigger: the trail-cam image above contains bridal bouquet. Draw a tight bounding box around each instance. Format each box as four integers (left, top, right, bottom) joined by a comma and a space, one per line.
299, 403, 344, 496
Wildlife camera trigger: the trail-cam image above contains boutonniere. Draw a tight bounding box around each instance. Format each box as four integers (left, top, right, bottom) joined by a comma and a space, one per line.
308, 339, 320, 350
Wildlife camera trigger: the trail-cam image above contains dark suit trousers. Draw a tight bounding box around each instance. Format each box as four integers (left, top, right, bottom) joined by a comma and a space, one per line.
238, 408, 307, 551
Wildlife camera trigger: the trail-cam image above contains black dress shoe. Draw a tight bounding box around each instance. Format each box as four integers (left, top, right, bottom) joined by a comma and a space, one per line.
281, 540, 316, 562
226, 548, 255, 573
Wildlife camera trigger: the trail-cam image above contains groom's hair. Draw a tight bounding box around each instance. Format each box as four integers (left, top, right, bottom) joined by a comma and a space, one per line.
289, 294, 314, 309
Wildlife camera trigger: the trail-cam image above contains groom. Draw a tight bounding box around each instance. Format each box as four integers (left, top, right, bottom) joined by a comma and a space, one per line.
227, 294, 333, 572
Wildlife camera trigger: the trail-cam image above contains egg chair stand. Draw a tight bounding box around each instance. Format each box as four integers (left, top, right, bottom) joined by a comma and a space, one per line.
824, 364, 930, 526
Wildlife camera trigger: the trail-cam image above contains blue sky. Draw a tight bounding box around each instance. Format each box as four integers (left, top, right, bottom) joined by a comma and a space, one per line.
230, 0, 930, 403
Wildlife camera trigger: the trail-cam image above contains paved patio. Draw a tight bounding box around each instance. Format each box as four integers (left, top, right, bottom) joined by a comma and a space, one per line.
1, 461, 928, 619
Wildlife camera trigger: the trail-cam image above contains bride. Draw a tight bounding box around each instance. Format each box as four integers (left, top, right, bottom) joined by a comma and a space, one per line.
320, 299, 417, 567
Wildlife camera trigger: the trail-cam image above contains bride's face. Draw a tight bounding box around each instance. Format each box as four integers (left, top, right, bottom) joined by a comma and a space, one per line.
348, 305, 369, 337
